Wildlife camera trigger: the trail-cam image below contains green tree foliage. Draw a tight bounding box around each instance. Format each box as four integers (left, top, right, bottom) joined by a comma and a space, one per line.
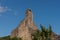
32, 24, 52, 40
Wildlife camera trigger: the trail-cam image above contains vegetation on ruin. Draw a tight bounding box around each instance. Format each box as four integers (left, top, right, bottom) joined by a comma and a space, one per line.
0, 24, 52, 40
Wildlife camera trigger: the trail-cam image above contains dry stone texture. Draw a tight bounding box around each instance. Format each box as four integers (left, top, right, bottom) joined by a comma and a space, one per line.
10, 9, 37, 40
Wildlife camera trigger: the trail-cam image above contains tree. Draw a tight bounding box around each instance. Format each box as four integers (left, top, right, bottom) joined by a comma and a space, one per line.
48, 25, 52, 40
40, 24, 46, 40
40, 24, 52, 40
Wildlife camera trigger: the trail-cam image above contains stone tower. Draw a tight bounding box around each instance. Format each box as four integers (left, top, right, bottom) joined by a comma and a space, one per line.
10, 9, 37, 40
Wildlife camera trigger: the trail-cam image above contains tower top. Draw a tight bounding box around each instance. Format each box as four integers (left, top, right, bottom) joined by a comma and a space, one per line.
25, 9, 32, 15
26, 8, 32, 12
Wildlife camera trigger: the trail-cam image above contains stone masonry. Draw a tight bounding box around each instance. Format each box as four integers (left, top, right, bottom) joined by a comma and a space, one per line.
10, 9, 37, 40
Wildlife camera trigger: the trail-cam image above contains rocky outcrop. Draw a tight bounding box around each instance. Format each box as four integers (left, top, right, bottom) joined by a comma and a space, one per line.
10, 9, 37, 40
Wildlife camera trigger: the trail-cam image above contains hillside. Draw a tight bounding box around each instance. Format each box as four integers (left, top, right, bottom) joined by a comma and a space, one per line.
0, 36, 22, 40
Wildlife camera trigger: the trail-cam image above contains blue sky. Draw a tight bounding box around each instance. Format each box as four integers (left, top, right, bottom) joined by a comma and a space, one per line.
0, 0, 60, 37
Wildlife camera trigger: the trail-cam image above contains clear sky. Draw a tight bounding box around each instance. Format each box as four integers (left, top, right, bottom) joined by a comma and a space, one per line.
0, 0, 60, 37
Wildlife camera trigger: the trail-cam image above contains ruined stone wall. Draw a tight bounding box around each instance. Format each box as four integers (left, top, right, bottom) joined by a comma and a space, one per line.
10, 9, 37, 40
